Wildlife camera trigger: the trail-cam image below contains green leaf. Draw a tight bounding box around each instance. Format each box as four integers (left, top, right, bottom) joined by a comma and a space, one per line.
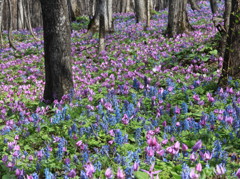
134, 171, 149, 179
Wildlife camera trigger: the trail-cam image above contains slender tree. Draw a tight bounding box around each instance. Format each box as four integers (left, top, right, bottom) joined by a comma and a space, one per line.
219, 0, 240, 85
0, 0, 4, 47
99, 0, 105, 52
40, 0, 73, 103
7, 0, 16, 49
167, 0, 192, 37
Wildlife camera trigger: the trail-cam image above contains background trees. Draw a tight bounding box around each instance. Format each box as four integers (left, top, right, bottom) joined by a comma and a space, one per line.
219, 0, 240, 85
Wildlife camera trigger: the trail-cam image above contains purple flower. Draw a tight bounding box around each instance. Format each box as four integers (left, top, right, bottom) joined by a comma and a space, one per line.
15, 168, 24, 176
67, 169, 76, 178
192, 140, 202, 152
236, 168, 240, 178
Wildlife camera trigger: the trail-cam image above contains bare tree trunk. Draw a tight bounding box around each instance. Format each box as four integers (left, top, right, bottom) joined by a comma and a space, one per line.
7, 0, 16, 50
23, 0, 39, 40
40, 0, 74, 103
210, 0, 218, 15
17, 0, 24, 29
167, 0, 193, 37
218, 0, 232, 56
135, 0, 147, 23
99, 0, 105, 53
87, 0, 113, 35
189, 0, 200, 11
0, 0, 4, 47
145, 0, 151, 28
155, 0, 168, 11
219, 0, 240, 86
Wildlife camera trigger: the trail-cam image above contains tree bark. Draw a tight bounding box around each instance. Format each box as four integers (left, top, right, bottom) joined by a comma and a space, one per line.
7, 0, 16, 50
145, 0, 151, 28
87, 0, 113, 35
189, 0, 200, 11
99, 0, 105, 53
219, 0, 240, 85
167, 0, 192, 37
210, 0, 218, 15
0, 0, 4, 47
40, 0, 73, 103
135, 0, 147, 23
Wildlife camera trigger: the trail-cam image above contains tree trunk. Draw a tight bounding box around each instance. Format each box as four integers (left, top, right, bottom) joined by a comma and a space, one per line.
189, 0, 200, 11
167, 0, 192, 37
155, 0, 168, 11
0, 0, 4, 47
7, 0, 16, 49
135, 0, 147, 23
99, 0, 105, 52
17, 0, 24, 29
219, 0, 240, 85
40, 0, 73, 103
218, 0, 232, 56
145, 0, 151, 28
87, 0, 113, 35
210, 0, 218, 15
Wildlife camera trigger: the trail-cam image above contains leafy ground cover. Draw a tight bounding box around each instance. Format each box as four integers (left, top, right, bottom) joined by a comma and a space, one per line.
0, 1, 240, 178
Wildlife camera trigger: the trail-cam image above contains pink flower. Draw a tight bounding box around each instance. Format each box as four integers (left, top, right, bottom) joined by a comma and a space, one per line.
121, 114, 129, 125
190, 153, 198, 162
182, 143, 188, 151
174, 141, 180, 150
104, 102, 114, 112
117, 168, 125, 179
215, 164, 226, 176
202, 151, 212, 161
190, 169, 200, 179
161, 139, 168, 145
193, 94, 200, 101
141, 162, 162, 179
195, 163, 202, 172
225, 116, 234, 125
84, 162, 95, 178
132, 162, 139, 171
105, 168, 113, 178
147, 136, 158, 147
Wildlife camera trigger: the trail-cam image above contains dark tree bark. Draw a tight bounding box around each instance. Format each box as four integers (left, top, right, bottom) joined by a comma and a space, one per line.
0, 0, 4, 47
99, 0, 105, 52
167, 0, 193, 37
155, 0, 168, 11
218, 0, 231, 56
189, 0, 200, 11
135, 0, 147, 23
219, 0, 240, 85
40, 0, 73, 103
210, 0, 218, 15
7, 0, 16, 50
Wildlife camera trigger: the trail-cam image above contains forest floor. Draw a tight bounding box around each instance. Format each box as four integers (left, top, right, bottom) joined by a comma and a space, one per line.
0, 1, 240, 179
